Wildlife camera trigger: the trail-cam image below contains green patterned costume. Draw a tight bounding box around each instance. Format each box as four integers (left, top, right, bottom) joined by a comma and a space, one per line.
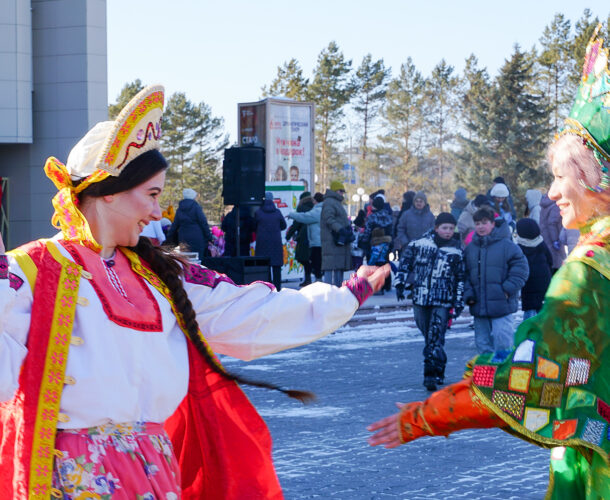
472, 216, 610, 499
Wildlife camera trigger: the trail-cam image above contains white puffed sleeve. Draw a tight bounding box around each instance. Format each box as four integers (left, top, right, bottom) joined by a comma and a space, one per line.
0, 255, 33, 402
183, 267, 364, 361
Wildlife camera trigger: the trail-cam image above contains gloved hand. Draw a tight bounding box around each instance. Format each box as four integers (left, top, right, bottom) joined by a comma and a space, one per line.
395, 283, 405, 301
552, 240, 561, 250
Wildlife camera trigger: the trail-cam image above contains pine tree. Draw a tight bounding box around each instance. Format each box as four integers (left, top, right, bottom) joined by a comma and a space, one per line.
538, 13, 573, 131
423, 60, 459, 209
352, 54, 390, 160
306, 42, 353, 189
569, 9, 600, 89
261, 58, 309, 100
488, 45, 552, 209
108, 79, 144, 119
455, 55, 494, 194
379, 57, 426, 194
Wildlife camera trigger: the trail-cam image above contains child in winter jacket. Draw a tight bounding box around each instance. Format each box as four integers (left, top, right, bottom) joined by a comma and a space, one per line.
515, 218, 552, 321
463, 208, 529, 354
395, 213, 465, 391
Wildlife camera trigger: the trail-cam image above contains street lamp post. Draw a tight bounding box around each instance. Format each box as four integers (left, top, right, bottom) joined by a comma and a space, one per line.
351, 187, 369, 213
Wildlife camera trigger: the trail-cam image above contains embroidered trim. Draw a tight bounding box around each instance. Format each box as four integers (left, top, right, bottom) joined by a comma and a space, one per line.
184, 263, 236, 288
0, 255, 8, 279
29, 247, 80, 498
62, 242, 163, 332
342, 274, 373, 306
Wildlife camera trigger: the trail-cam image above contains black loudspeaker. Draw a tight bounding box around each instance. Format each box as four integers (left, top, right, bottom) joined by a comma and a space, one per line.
201, 256, 271, 285
222, 146, 265, 205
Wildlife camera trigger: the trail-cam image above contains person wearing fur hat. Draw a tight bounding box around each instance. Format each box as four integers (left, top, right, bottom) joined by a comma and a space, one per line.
0, 86, 391, 499
394, 191, 435, 254
515, 218, 552, 320
166, 187, 213, 261
395, 212, 465, 391
489, 182, 516, 229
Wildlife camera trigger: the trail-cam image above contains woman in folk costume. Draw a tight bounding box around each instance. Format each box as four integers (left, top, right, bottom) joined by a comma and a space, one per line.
0, 86, 389, 499
368, 25, 610, 499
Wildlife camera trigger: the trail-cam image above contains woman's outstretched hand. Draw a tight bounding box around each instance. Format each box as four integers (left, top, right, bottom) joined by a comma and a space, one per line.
356, 264, 390, 293
367, 402, 405, 449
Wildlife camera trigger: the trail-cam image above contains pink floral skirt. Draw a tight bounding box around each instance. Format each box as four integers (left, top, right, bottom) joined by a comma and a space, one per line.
52, 422, 181, 499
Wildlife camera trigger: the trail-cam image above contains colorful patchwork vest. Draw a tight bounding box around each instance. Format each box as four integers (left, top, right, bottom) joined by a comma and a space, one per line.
471, 216, 610, 499
0, 240, 283, 500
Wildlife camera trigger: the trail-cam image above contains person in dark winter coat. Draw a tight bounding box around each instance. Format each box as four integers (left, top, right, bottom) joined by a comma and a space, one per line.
450, 188, 469, 221
396, 212, 465, 391
463, 208, 529, 353
320, 181, 352, 286
515, 218, 553, 321
286, 192, 314, 286
360, 196, 393, 260
255, 192, 287, 290
166, 188, 213, 261
221, 205, 255, 257
393, 191, 416, 239
539, 193, 566, 272
394, 191, 435, 254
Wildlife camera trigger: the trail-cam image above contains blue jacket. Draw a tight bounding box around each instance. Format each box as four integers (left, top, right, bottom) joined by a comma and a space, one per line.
397, 230, 465, 309
288, 203, 322, 247
463, 222, 529, 318
254, 199, 287, 266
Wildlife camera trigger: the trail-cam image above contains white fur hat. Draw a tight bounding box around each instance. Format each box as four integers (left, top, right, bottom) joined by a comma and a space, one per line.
490, 183, 509, 197
183, 188, 197, 200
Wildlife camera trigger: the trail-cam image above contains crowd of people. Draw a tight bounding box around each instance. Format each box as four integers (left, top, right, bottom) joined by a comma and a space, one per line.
0, 27, 607, 500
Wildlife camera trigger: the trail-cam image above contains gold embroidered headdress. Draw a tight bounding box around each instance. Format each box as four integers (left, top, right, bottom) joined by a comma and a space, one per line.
45, 85, 164, 252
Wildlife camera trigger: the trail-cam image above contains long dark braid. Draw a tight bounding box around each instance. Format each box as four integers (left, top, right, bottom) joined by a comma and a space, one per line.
131, 237, 315, 403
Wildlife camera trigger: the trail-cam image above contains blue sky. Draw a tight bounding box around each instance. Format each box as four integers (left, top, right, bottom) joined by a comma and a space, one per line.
107, 1, 608, 142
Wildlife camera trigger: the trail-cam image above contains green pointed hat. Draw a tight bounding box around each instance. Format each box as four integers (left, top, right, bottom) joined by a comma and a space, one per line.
558, 24, 610, 161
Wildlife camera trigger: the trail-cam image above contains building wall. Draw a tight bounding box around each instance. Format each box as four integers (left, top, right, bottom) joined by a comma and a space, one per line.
0, 0, 107, 248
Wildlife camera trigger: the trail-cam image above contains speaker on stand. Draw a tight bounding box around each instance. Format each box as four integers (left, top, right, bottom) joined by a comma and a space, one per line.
222, 146, 266, 259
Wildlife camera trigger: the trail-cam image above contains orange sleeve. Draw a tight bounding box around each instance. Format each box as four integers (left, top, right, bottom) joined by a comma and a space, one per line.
398, 377, 505, 443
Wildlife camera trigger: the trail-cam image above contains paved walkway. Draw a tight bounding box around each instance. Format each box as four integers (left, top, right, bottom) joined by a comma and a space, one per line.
220, 290, 550, 499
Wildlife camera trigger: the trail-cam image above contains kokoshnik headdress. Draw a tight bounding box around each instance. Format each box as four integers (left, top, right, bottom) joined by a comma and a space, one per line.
557, 24, 610, 193
44, 85, 165, 252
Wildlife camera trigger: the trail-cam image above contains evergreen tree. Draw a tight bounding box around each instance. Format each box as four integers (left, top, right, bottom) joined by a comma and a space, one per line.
352, 54, 390, 160
423, 60, 459, 209
108, 79, 144, 119
261, 58, 309, 100
160, 94, 227, 212
379, 57, 426, 193
569, 9, 600, 89
306, 41, 353, 189
455, 55, 494, 194
538, 13, 573, 131
487, 45, 552, 209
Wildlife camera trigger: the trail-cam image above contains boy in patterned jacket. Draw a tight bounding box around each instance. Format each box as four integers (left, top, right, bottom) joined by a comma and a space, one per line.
395, 213, 465, 391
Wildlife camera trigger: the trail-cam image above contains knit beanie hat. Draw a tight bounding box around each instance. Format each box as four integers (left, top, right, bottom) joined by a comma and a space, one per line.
493, 176, 505, 184
313, 192, 324, 203
299, 191, 311, 200
265, 191, 274, 201
516, 218, 541, 239
490, 183, 509, 197
330, 180, 346, 191
413, 191, 427, 204
183, 188, 197, 200
435, 212, 456, 227
473, 194, 491, 208
372, 196, 385, 210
